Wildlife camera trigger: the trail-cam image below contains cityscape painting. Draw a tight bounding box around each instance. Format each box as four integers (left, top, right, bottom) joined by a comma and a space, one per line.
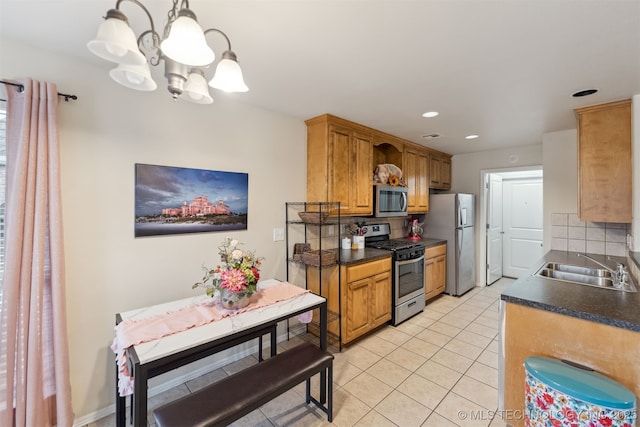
134, 163, 248, 237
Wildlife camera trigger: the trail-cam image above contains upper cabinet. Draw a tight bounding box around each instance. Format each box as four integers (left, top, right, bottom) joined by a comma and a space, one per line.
306, 115, 373, 216
404, 146, 430, 213
575, 99, 632, 223
306, 114, 452, 217
429, 153, 451, 190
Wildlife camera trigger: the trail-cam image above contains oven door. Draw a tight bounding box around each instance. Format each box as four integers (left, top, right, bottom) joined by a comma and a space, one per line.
395, 255, 425, 305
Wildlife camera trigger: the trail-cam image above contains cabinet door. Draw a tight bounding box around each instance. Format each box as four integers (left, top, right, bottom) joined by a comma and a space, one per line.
576, 100, 631, 223
404, 149, 418, 210
344, 277, 371, 343
351, 131, 374, 215
417, 152, 430, 211
405, 148, 430, 213
424, 256, 437, 300
327, 124, 353, 214
425, 244, 447, 300
430, 155, 442, 187
441, 158, 451, 190
327, 125, 373, 216
370, 271, 392, 328
434, 254, 446, 294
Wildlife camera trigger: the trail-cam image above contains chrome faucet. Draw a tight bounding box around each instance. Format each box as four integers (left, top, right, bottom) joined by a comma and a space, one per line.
577, 253, 628, 288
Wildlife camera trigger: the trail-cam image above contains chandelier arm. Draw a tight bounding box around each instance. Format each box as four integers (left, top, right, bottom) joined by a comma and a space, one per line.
114, 0, 157, 34
203, 28, 233, 51
113, 0, 162, 62
167, 0, 180, 25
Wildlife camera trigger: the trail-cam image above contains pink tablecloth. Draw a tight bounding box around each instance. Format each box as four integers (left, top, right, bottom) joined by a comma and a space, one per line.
112, 282, 309, 396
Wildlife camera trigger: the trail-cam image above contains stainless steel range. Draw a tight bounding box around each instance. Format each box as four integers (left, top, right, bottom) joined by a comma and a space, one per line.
363, 223, 426, 325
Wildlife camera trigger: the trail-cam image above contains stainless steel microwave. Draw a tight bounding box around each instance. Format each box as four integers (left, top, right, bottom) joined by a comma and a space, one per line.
374, 185, 408, 217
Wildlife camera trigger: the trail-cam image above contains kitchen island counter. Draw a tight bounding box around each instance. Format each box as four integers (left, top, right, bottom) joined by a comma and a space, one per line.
500, 250, 640, 427
500, 249, 640, 332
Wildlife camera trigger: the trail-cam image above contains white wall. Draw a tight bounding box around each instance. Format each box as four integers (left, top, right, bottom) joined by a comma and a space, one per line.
0, 37, 307, 422
542, 129, 578, 251
450, 144, 543, 286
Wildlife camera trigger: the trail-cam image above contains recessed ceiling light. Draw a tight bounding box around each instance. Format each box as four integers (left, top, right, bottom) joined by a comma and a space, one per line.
572, 88, 598, 97
422, 111, 439, 118
422, 133, 441, 140
465, 134, 479, 140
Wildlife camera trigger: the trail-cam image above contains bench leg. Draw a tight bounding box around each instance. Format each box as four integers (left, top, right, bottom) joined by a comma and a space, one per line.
305, 364, 333, 422
327, 363, 333, 422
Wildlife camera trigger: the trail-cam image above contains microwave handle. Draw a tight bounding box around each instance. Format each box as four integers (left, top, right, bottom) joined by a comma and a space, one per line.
400, 192, 407, 211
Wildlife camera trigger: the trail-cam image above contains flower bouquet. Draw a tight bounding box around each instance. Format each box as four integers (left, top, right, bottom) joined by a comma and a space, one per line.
192, 237, 264, 309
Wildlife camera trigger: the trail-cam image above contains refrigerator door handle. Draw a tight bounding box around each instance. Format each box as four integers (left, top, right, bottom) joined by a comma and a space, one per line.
458, 227, 463, 262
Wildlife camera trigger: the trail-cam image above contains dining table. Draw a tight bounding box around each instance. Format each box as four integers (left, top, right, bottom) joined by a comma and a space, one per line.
114, 279, 327, 427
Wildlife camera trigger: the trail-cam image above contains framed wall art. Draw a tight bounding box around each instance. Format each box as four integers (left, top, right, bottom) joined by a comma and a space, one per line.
134, 163, 248, 237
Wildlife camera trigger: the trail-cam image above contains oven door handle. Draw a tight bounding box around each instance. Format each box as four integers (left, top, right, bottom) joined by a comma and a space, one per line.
396, 255, 425, 266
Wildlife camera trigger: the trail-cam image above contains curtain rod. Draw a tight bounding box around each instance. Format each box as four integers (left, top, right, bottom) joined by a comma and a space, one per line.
0, 80, 78, 102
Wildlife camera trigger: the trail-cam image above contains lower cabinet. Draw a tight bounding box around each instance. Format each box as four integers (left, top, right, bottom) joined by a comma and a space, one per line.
342, 257, 392, 344
306, 256, 392, 346
425, 244, 446, 300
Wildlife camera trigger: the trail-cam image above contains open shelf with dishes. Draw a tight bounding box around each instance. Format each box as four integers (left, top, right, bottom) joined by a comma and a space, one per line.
285, 202, 342, 349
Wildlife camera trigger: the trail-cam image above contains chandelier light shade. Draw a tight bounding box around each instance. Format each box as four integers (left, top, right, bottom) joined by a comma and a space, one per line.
87, 10, 147, 66
183, 69, 214, 104
210, 51, 249, 93
160, 9, 215, 67
109, 63, 157, 91
87, 0, 249, 103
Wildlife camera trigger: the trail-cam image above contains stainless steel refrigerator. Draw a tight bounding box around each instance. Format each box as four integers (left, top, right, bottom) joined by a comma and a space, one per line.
424, 193, 475, 296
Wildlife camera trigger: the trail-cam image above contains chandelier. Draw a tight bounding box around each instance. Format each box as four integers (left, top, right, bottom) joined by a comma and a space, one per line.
87, 0, 248, 104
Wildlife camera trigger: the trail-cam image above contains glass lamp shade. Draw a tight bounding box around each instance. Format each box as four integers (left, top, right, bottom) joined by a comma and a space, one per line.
160, 10, 215, 67
87, 15, 146, 65
182, 71, 213, 104
209, 53, 249, 92
109, 63, 157, 91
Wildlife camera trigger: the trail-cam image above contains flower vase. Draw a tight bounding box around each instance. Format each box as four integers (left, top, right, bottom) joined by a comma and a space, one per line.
219, 287, 251, 310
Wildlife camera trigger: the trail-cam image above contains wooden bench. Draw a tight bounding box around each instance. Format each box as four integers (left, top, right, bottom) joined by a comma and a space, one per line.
152, 342, 334, 426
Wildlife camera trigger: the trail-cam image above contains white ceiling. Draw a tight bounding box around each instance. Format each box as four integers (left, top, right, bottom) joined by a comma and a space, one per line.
1, 0, 639, 155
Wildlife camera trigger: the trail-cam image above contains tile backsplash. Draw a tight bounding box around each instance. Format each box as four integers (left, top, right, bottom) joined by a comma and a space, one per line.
550, 213, 629, 257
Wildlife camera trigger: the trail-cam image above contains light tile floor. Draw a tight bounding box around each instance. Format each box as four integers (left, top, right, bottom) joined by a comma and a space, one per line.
88, 278, 515, 427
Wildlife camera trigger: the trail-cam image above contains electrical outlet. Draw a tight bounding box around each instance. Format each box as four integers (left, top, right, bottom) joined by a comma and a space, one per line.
273, 227, 285, 242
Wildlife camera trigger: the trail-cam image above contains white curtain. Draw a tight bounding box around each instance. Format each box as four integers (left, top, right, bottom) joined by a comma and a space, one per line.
0, 79, 74, 426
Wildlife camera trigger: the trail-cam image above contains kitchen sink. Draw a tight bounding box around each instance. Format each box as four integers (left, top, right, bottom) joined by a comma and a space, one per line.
534, 262, 637, 293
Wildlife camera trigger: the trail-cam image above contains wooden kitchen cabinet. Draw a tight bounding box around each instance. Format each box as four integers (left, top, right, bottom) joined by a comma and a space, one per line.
425, 244, 446, 300
404, 146, 430, 213
575, 99, 632, 223
429, 154, 452, 190
306, 114, 373, 216
503, 302, 640, 427
306, 256, 392, 346
341, 257, 392, 344
372, 135, 403, 169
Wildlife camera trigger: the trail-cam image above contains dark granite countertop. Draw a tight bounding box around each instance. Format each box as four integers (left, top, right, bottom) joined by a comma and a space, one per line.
334, 237, 446, 265
501, 250, 640, 332
336, 247, 392, 265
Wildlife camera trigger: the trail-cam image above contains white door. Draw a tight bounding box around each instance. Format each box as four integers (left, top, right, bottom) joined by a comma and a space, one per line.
486, 174, 503, 285
502, 178, 543, 278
